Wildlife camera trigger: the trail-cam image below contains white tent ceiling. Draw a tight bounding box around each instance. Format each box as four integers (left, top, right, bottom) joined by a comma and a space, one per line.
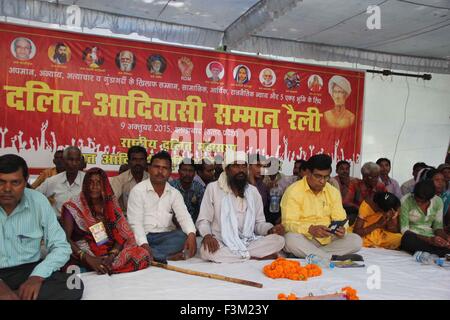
1, 0, 450, 73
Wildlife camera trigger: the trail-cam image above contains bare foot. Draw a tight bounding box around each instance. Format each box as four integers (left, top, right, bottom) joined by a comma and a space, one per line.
167, 251, 185, 261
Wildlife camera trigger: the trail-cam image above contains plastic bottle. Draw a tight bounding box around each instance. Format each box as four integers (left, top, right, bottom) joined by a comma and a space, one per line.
435, 258, 446, 267
305, 254, 335, 269
269, 186, 281, 213
413, 251, 439, 265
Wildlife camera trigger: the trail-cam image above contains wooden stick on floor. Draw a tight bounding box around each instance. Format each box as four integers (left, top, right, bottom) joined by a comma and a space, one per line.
150, 261, 263, 288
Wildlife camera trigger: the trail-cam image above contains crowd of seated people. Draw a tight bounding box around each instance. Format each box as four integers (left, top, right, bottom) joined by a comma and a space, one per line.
1, 148, 449, 300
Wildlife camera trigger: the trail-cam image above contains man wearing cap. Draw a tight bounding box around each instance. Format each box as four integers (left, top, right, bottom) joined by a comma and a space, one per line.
208, 62, 224, 82
196, 151, 285, 263
324, 75, 355, 129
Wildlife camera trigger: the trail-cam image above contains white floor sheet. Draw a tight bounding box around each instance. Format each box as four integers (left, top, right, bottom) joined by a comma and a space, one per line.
79, 248, 450, 300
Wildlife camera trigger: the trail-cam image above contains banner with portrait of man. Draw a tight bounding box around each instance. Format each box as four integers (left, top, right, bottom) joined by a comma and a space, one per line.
0, 23, 364, 174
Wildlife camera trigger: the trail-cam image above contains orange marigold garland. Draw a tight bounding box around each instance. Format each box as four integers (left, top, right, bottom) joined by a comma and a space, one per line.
341, 286, 359, 300
278, 293, 298, 300
278, 287, 359, 300
263, 258, 322, 281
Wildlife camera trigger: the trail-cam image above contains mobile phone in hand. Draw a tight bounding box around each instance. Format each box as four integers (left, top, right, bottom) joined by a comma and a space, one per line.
328, 219, 348, 234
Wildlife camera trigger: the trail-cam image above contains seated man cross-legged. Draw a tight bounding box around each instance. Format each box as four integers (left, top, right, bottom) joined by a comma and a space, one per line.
281, 154, 362, 262
196, 151, 285, 263
127, 151, 197, 262
0, 154, 83, 300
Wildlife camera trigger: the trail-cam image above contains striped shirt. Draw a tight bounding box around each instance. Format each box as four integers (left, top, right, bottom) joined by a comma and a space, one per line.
0, 188, 71, 278
170, 179, 205, 223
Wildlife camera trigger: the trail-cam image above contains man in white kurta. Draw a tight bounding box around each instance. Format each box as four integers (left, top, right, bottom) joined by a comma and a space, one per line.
196, 152, 285, 263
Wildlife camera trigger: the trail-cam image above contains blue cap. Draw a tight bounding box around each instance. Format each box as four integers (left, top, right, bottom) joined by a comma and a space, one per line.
329, 262, 335, 269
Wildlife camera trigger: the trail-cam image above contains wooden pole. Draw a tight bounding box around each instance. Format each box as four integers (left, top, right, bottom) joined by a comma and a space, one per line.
150, 261, 263, 288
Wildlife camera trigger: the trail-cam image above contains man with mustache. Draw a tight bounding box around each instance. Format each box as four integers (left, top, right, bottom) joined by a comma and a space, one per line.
0, 154, 83, 300
196, 151, 285, 263
282, 154, 362, 261
194, 159, 216, 187
334, 160, 356, 200
52, 43, 68, 64
36, 146, 85, 218
170, 158, 205, 223
110, 146, 149, 214
127, 151, 197, 262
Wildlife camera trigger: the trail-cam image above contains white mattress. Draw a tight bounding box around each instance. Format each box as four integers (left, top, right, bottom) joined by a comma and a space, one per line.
79, 247, 450, 300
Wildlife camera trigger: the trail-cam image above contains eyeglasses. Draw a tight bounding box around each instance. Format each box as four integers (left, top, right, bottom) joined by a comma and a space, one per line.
312, 173, 330, 182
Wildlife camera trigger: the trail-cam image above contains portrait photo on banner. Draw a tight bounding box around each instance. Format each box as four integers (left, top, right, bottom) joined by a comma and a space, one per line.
308, 74, 323, 93
284, 71, 300, 90
259, 68, 276, 87
206, 61, 225, 82
115, 50, 136, 72
147, 54, 167, 75
233, 65, 251, 84
324, 75, 355, 129
48, 42, 71, 65
11, 37, 36, 61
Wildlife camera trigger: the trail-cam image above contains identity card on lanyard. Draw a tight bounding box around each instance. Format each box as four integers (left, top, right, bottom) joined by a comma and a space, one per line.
89, 221, 109, 245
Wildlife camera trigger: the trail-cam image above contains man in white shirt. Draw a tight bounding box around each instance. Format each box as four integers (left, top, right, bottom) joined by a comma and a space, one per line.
401, 162, 427, 196
127, 151, 197, 262
196, 151, 285, 263
110, 146, 149, 213
36, 146, 85, 217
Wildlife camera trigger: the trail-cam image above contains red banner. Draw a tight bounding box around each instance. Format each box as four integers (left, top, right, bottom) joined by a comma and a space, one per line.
0, 23, 364, 173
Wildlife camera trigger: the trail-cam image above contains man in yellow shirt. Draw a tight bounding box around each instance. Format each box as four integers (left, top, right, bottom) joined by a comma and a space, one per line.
281, 154, 362, 261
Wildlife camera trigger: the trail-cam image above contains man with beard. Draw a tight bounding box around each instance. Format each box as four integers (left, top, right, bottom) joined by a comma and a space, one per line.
110, 146, 149, 213
196, 151, 285, 263
127, 151, 197, 262
52, 43, 68, 64
170, 158, 205, 223
117, 50, 134, 72
36, 146, 85, 218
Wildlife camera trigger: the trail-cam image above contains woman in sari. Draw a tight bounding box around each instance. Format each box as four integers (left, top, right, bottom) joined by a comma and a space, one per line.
353, 192, 402, 249
62, 168, 150, 274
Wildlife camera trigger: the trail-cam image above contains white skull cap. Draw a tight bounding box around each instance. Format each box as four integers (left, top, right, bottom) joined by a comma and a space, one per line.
223, 150, 247, 170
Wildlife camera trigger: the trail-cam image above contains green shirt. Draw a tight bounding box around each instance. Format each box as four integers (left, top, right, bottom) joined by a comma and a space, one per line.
400, 194, 443, 237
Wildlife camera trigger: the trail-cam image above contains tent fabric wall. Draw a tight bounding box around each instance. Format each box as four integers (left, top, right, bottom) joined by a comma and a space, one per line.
1, 2, 449, 185
0, 0, 223, 47
1, 0, 449, 74
361, 72, 450, 185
